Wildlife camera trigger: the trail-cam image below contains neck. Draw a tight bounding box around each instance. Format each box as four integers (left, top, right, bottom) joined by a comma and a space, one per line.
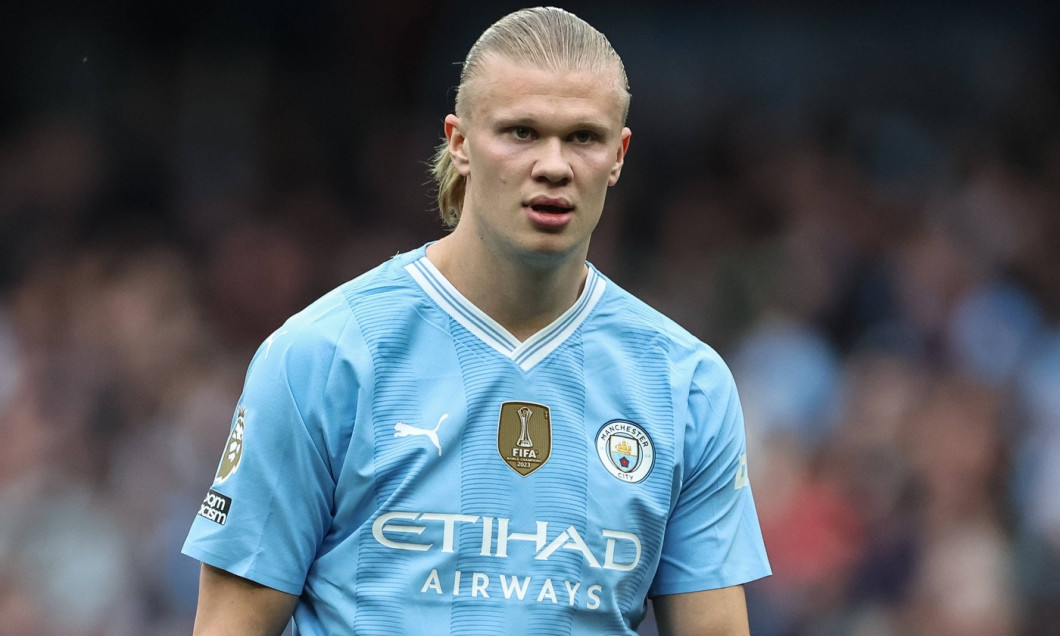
426, 234, 588, 342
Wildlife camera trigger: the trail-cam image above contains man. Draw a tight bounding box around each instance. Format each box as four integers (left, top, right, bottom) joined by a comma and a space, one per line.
183, 7, 770, 635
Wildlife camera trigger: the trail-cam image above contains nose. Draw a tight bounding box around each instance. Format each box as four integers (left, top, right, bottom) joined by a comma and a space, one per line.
530, 138, 573, 185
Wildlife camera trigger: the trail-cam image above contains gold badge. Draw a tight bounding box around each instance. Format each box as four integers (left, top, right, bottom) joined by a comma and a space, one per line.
215, 406, 246, 484
497, 401, 551, 476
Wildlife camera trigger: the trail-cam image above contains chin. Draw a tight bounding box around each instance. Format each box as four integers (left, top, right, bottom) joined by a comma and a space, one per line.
512, 235, 587, 269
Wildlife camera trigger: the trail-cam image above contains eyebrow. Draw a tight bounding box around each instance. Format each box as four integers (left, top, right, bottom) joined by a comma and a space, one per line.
493, 116, 613, 137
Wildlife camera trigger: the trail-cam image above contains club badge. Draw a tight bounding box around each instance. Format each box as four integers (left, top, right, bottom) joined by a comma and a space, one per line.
498, 401, 552, 476
596, 420, 655, 483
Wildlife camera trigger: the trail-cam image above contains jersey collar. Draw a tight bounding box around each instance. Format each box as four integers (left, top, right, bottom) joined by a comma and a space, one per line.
405, 255, 606, 371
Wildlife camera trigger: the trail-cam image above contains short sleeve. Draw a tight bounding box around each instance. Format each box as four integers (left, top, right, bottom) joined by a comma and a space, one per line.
182, 317, 354, 595
649, 356, 771, 596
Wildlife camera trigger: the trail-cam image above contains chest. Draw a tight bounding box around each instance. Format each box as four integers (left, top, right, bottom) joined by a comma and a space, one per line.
346, 343, 680, 566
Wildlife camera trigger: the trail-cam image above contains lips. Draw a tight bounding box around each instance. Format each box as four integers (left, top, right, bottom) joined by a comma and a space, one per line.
524, 196, 575, 229
526, 197, 574, 214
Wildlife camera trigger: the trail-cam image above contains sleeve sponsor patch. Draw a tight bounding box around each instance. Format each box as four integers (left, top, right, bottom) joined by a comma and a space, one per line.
197, 489, 233, 526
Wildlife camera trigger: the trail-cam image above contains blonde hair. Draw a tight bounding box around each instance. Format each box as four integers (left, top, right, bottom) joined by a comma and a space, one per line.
431, 6, 630, 229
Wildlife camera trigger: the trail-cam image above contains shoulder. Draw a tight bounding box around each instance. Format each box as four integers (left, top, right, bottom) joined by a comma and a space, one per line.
590, 268, 730, 378
251, 247, 428, 370
339, 247, 426, 305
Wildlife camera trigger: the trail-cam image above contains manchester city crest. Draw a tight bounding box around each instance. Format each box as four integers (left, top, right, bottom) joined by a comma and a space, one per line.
596, 420, 655, 483
608, 434, 641, 473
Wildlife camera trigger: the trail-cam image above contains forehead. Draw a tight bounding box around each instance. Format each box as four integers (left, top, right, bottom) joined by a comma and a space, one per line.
465, 55, 627, 126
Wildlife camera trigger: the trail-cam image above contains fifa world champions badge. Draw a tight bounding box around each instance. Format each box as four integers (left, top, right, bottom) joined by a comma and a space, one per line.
498, 401, 552, 476
596, 420, 655, 483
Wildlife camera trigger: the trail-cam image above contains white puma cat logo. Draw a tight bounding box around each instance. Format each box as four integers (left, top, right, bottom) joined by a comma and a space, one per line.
263, 329, 289, 359
394, 414, 448, 456
734, 452, 750, 490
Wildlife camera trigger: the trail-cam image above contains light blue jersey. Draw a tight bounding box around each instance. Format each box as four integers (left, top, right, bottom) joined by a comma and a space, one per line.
183, 245, 770, 635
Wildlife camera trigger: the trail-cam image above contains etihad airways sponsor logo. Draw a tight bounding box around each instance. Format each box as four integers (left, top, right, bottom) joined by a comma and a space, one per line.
371, 511, 642, 571
419, 569, 605, 611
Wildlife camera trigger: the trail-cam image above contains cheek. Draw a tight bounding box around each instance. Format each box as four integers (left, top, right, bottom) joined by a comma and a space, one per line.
478, 151, 527, 185
490, 145, 526, 167
471, 140, 513, 168
583, 158, 620, 190
576, 147, 619, 175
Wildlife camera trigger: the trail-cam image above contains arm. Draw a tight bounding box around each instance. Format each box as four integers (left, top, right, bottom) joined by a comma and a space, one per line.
652, 585, 750, 636
192, 563, 299, 636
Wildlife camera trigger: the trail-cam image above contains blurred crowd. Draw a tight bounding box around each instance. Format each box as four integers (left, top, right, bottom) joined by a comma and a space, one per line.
1, 2, 1058, 635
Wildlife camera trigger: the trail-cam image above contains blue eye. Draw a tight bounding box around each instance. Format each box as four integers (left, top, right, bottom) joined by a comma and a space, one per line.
512, 127, 532, 140
573, 131, 595, 143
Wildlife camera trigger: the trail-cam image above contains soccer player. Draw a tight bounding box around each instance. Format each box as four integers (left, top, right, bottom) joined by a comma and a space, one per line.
183, 7, 770, 635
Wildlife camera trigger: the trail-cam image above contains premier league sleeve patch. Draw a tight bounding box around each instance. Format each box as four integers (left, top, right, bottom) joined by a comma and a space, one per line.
214, 406, 246, 484
596, 420, 655, 483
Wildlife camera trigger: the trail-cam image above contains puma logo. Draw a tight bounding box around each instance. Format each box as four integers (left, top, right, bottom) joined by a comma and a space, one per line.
394, 414, 448, 456
734, 452, 750, 490
263, 329, 289, 359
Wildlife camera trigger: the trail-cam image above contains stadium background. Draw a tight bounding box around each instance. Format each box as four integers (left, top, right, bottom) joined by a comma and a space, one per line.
1, 1, 1058, 634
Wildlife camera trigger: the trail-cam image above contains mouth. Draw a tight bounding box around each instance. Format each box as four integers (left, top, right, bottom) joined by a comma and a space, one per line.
530, 204, 573, 214
526, 198, 574, 215
524, 198, 575, 229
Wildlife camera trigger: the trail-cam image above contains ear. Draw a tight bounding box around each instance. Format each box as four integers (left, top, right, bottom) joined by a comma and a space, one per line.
608, 127, 632, 186
445, 114, 471, 176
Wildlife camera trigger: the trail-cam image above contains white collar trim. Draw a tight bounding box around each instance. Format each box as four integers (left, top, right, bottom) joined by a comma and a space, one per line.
405, 256, 606, 371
